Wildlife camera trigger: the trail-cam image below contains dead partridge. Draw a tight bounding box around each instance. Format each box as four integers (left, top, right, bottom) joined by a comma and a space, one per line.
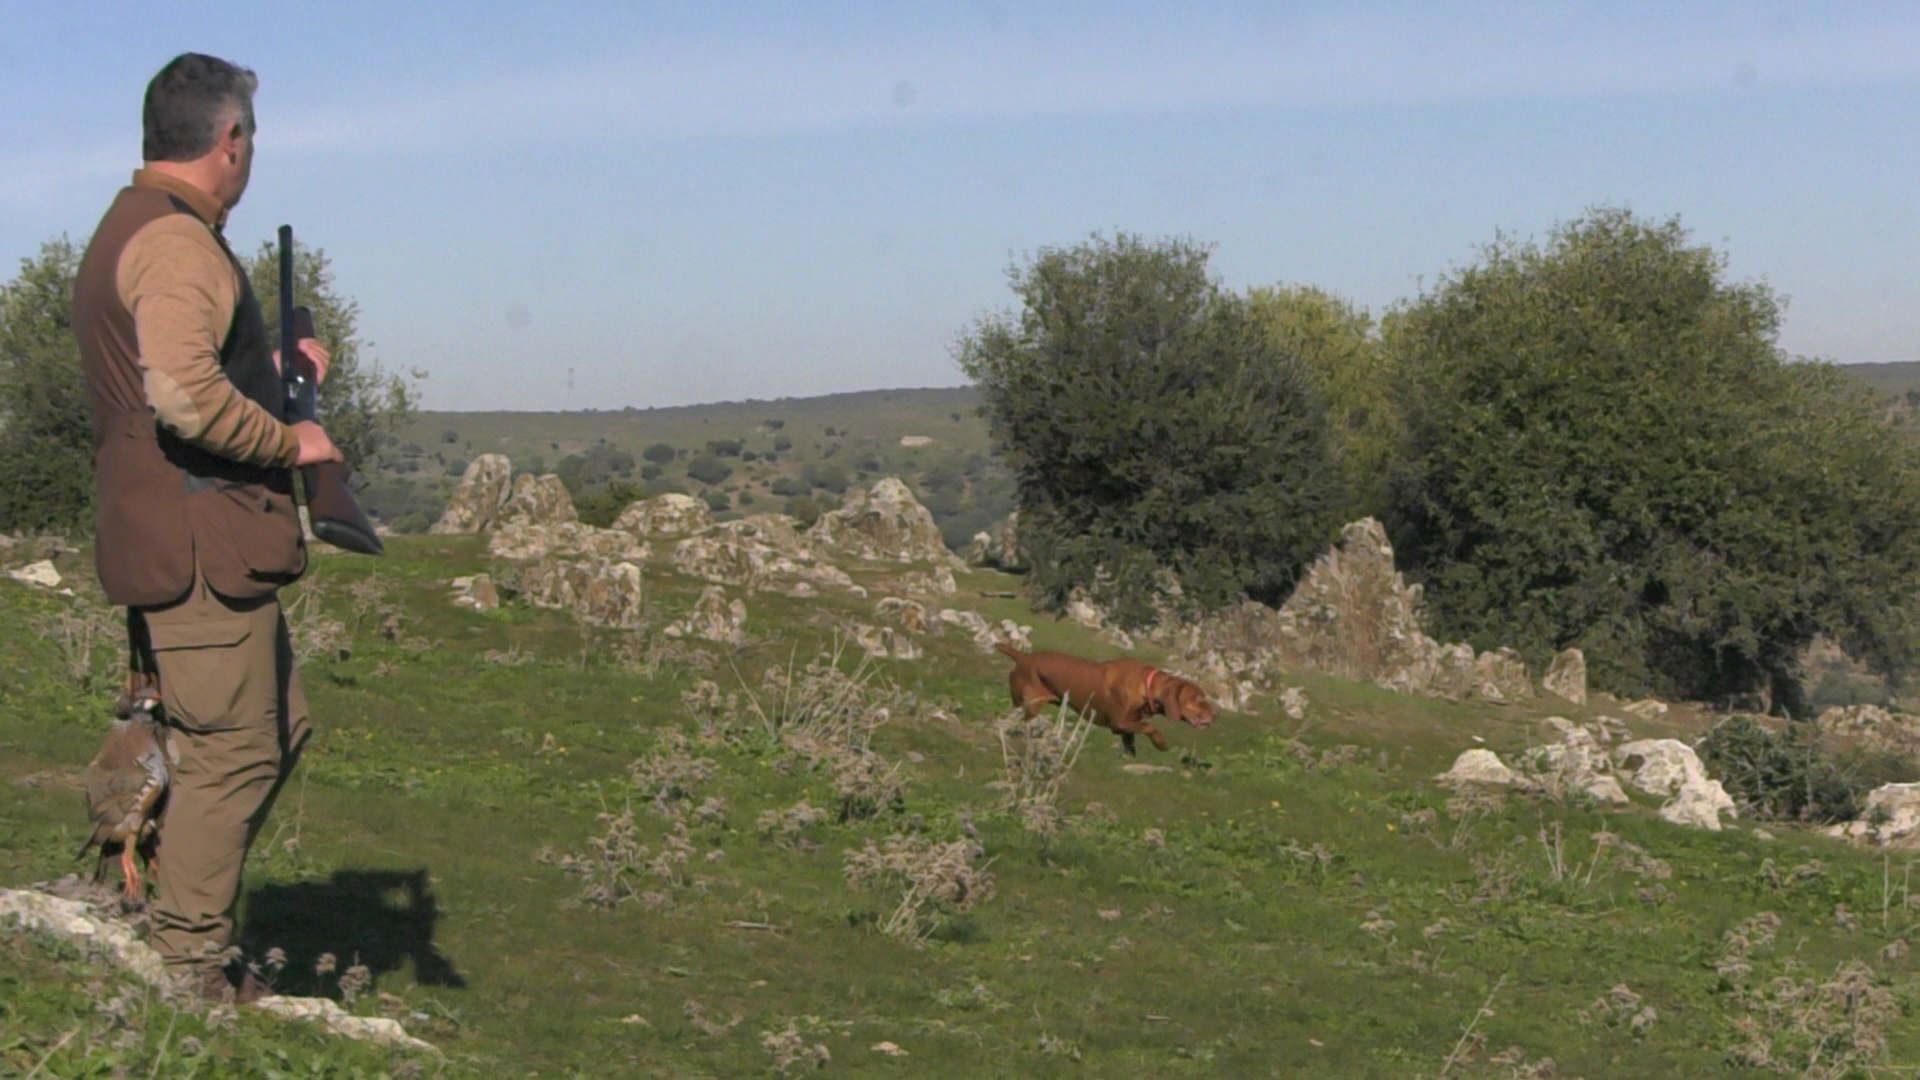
77, 684, 171, 901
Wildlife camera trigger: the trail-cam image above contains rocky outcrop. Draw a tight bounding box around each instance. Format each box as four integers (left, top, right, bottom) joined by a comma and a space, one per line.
874, 597, 930, 634
1474, 647, 1535, 704
1437, 748, 1521, 787
1825, 783, 1920, 849
430, 454, 514, 533
497, 473, 578, 528
664, 586, 747, 646
449, 573, 499, 612
669, 530, 857, 597
1817, 704, 1920, 756
807, 477, 965, 569
1542, 647, 1588, 704
851, 622, 921, 661
937, 608, 1032, 653
614, 493, 713, 538
488, 521, 650, 563
514, 558, 646, 628
1612, 739, 1737, 831
963, 512, 1025, 571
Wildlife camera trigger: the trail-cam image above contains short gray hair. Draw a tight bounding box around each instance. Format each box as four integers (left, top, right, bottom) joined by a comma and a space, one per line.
142, 52, 258, 162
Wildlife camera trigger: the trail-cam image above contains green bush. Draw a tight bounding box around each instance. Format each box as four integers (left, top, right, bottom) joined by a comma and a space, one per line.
1385, 206, 1920, 707
1696, 715, 1910, 825
956, 231, 1344, 628
686, 456, 733, 486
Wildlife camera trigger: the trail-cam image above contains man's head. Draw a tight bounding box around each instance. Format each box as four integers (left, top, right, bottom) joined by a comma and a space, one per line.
142, 53, 258, 209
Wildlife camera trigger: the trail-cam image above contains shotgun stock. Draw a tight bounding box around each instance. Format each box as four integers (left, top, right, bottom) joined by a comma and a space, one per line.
278, 224, 383, 556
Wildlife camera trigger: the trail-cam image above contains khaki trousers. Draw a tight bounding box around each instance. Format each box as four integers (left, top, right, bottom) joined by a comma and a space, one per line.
139, 568, 311, 974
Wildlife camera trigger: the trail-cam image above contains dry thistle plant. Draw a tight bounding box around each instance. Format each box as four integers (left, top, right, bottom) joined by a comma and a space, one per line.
682, 678, 748, 743
990, 700, 1094, 838
830, 749, 907, 821
1578, 983, 1657, 1039
31, 601, 123, 693
628, 730, 718, 818
738, 636, 913, 754
756, 800, 830, 850
284, 584, 349, 666
536, 807, 647, 909
761, 1019, 832, 1075
1723, 959, 1897, 1077
843, 832, 996, 943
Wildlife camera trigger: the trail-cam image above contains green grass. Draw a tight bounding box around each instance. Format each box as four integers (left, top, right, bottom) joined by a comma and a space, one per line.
4, 533, 1918, 1077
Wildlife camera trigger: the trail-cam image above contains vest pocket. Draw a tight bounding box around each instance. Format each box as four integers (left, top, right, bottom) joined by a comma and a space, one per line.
187, 479, 308, 600
146, 611, 255, 736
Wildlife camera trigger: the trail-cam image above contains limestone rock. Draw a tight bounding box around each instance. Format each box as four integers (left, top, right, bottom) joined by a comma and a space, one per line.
852, 622, 921, 660
1437, 749, 1519, 786
498, 473, 578, 528
1824, 783, 1920, 849
6, 559, 60, 589
807, 476, 964, 568
1474, 647, 1535, 704
449, 573, 499, 613
1622, 699, 1669, 722
664, 586, 746, 646
614, 493, 713, 538
430, 454, 513, 533
963, 512, 1025, 571
1279, 686, 1309, 721
488, 521, 649, 563
937, 608, 1032, 653
515, 558, 646, 628
874, 597, 930, 634
1542, 647, 1587, 704
894, 567, 958, 597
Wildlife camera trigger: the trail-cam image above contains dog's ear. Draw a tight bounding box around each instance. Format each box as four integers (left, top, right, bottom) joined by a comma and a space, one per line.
1160, 683, 1185, 726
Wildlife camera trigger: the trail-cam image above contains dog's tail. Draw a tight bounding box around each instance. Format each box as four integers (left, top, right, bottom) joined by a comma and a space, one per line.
993, 641, 1027, 661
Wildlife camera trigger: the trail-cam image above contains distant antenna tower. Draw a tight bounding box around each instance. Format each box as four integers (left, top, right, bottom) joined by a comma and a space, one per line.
566, 367, 575, 411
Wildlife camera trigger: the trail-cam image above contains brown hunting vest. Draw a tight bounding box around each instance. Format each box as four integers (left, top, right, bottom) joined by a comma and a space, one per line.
72, 183, 307, 608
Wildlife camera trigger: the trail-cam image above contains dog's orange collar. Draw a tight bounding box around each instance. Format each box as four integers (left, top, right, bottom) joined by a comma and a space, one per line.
1144, 668, 1159, 695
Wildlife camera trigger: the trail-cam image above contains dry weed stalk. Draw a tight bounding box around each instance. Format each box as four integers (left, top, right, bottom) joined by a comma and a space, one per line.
31, 600, 122, 692
283, 584, 348, 666
1723, 959, 1897, 1077
756, 800, 830, 850
843, 833, 996, 943
761, 1019, 832, 1074
991, 699, 1094, 837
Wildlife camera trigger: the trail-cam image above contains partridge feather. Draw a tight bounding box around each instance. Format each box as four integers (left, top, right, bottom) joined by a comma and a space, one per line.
77, 687, 170, 900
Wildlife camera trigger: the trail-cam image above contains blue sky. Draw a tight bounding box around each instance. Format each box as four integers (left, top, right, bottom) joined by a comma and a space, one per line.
2, 1, 1916, 411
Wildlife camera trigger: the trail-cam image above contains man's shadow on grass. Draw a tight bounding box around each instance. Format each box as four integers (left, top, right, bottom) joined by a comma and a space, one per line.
239, 868, 467, 995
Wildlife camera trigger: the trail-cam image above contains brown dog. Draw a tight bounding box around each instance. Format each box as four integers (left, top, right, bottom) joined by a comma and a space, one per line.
995, 643, 1217, 755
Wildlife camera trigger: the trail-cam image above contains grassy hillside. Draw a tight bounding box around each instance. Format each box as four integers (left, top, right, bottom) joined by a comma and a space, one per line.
4, 524, 1918, 1076
363, 387, 1011, 550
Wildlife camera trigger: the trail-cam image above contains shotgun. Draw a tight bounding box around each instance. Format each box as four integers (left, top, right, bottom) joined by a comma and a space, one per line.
278, 224, 384, 556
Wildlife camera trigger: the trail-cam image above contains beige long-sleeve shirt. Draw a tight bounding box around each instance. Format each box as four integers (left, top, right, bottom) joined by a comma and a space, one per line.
116, 169, 298, 468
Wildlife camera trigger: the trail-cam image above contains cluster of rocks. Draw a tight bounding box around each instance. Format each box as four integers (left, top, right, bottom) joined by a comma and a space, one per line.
431, 457, 1029, 652
1438, 716, 1740, 831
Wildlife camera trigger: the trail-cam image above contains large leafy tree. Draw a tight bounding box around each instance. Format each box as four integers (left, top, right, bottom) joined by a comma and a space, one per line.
1244, 283, 1400, 519
244, 240, 418, 483
0, 232, 417, 533
1386, 206, 1920, 711
956, 232, 1345, 628
0, 238, 92, 531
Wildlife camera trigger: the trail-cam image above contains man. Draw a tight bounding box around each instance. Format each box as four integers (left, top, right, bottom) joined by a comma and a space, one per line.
71, 52, 343, 1004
